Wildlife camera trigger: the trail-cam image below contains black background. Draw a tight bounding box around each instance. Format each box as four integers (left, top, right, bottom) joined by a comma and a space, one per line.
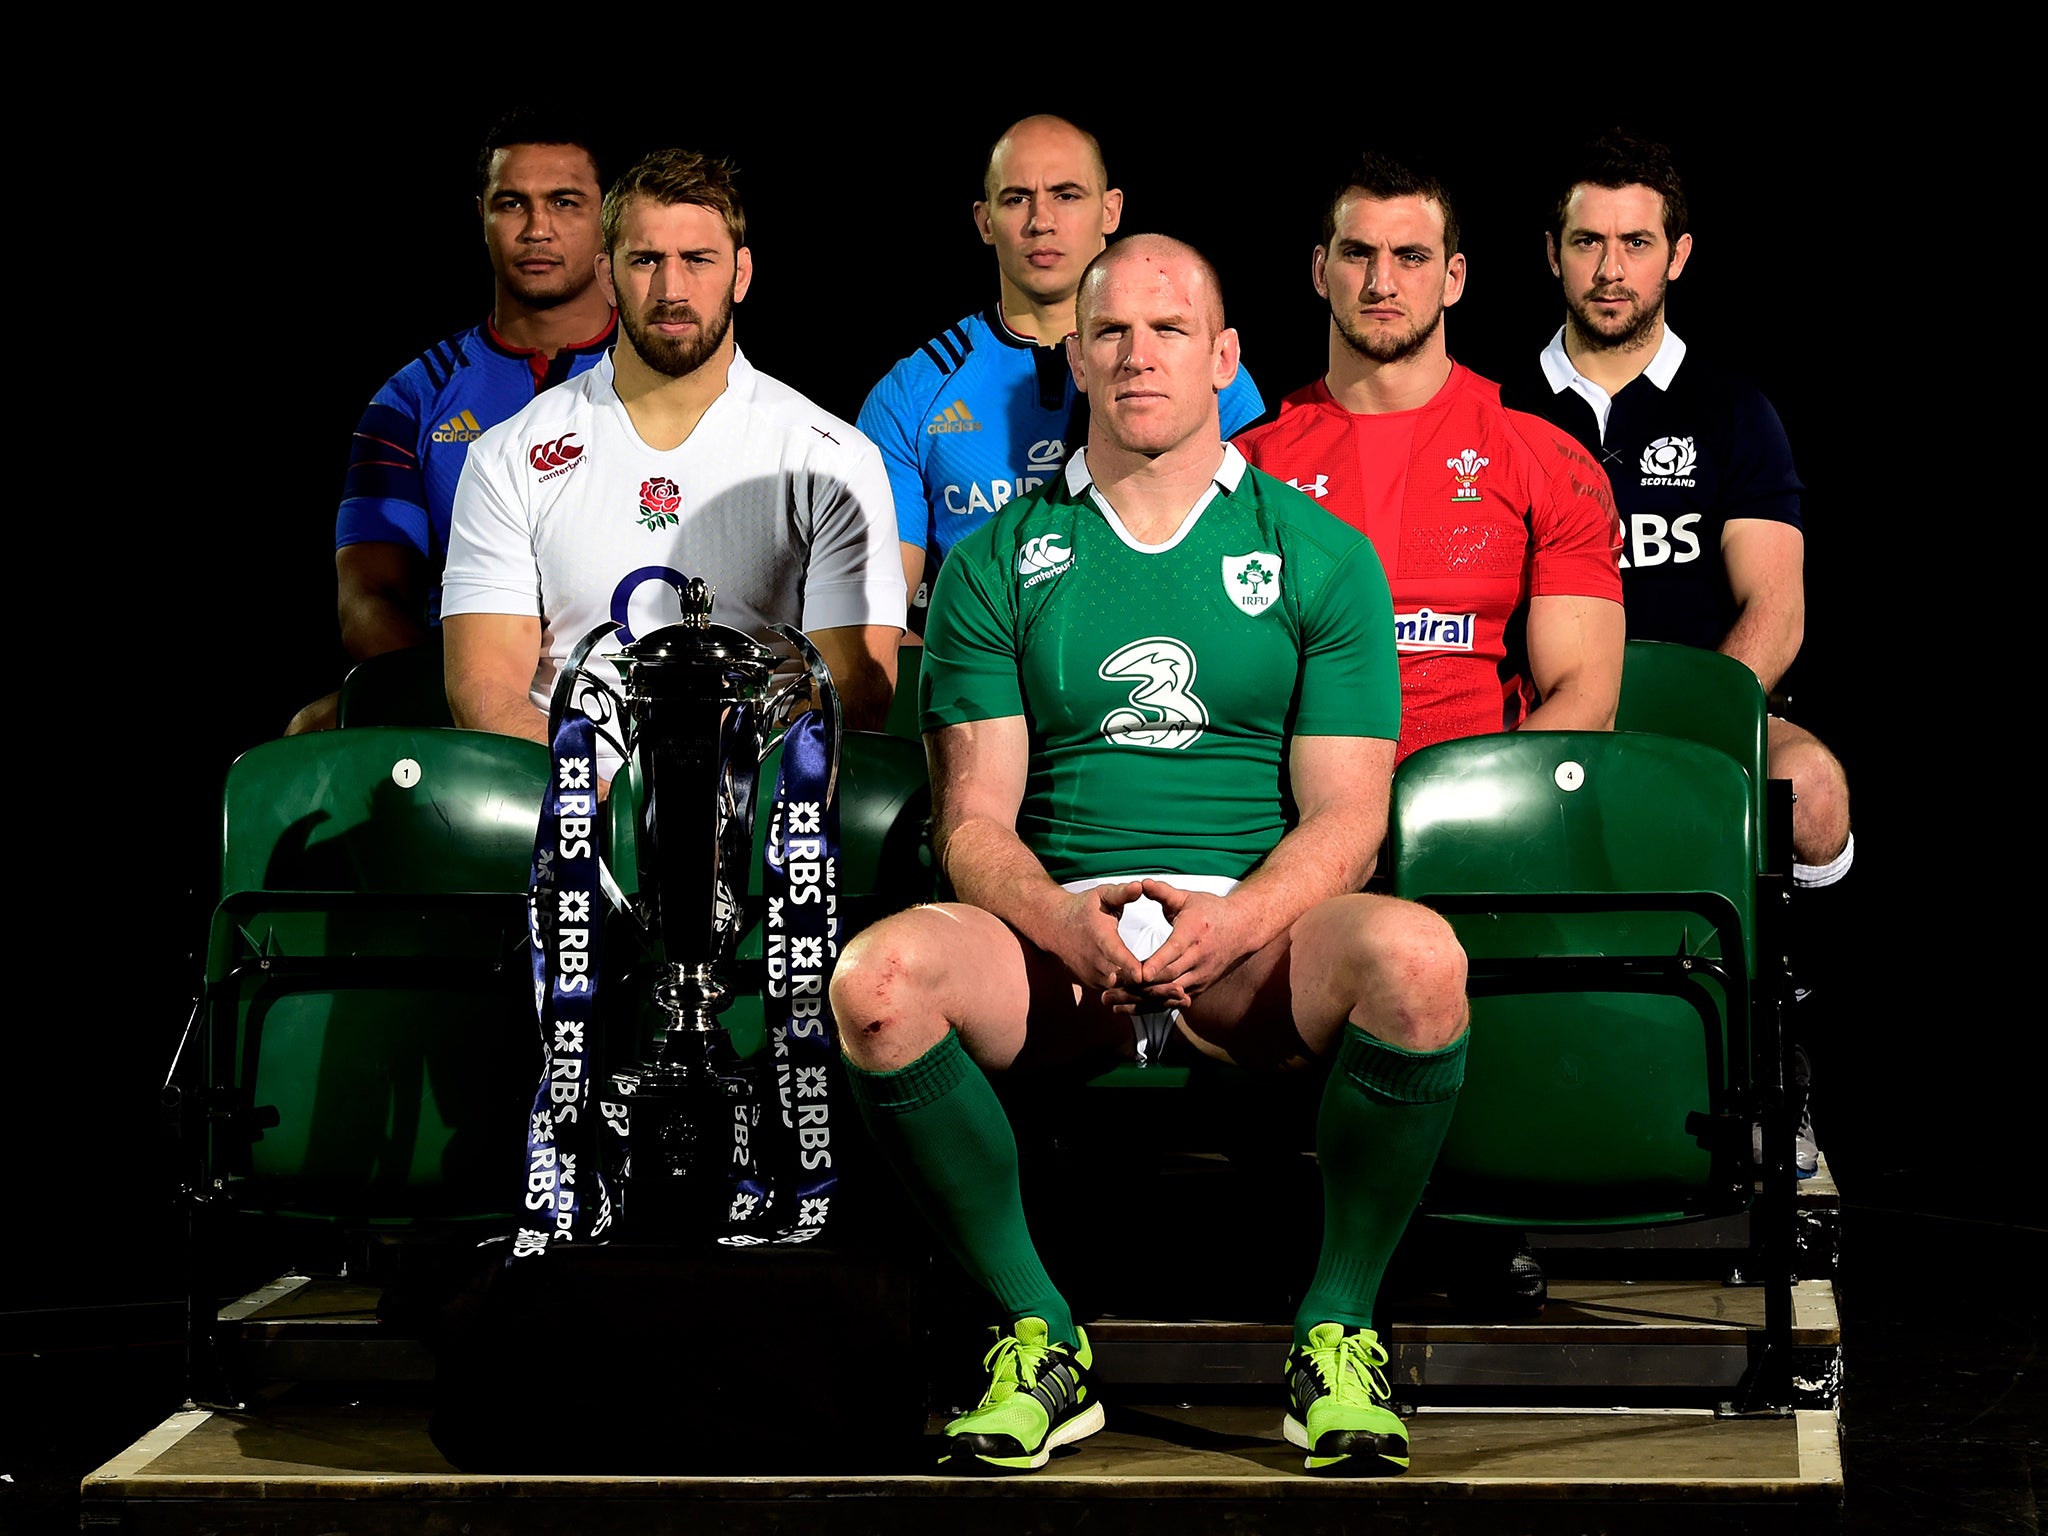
32, 66, 2019, 1312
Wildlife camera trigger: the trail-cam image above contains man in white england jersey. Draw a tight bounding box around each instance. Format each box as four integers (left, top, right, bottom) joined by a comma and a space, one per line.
443, 146, 906, 782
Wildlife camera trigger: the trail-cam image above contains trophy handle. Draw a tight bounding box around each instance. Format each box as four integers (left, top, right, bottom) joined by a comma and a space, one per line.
549, 620, 632, 767
766, 624, 841, 809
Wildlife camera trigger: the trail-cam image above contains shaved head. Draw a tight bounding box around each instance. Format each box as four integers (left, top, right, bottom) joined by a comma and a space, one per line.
1076, 234, 1226, 336
982, 113, 1109, 203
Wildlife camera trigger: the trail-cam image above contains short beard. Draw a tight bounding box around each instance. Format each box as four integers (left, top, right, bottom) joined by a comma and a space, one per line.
1333, 299, 1444, 366
621, 285, 735, 379
1564, 280, 1667, 354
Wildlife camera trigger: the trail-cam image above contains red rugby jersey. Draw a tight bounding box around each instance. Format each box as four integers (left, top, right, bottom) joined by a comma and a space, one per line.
1236, 364, 1621, 759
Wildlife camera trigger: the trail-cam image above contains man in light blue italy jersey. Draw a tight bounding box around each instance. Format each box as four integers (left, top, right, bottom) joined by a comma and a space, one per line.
857, 115, 1265, 634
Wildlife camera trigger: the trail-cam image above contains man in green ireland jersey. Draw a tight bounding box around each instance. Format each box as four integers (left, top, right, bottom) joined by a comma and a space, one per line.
829, 235, 1471, 1478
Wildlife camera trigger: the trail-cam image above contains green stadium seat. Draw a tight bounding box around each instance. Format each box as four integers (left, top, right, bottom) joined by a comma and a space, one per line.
1391, 729, 1760, 1229
336, 633, 456, 729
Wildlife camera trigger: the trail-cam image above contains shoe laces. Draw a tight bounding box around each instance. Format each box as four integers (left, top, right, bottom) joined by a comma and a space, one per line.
1311, 1328, 1392, 1405
974, 1329, 1048, 1407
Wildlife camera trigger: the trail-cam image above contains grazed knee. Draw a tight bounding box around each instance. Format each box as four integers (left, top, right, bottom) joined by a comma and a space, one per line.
1355, 900, 1469, 1054
829, 909, 958, 1070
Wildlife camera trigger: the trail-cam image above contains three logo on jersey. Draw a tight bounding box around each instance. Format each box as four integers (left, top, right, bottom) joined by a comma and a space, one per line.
944, 438, 1066, 517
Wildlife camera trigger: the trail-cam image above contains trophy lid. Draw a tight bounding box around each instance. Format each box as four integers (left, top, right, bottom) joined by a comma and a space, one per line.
615, 577, 782, 686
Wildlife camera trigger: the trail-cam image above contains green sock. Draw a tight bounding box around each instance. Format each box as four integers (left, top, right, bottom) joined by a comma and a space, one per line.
844, 1032, 1075, 1345
1294, 1025, 1468, 1347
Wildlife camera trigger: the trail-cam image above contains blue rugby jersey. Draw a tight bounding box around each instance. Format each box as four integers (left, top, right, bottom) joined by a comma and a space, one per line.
858, 304, 1265, 623
337, 312, 615, 622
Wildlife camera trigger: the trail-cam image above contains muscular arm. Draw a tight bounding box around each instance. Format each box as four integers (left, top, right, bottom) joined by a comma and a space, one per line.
899, 541, 926, 650
810, 624, 900, 733
444, 612, 547, 746
1141, 734, 1394, 1000
1718, 518, 1805, 695
336, 542, 433, 662
1520, 593, 1625, 733
930, 715, 1143, 993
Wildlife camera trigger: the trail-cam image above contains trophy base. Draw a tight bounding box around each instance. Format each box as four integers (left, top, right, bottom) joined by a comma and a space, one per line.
610, 1031, 763, 1246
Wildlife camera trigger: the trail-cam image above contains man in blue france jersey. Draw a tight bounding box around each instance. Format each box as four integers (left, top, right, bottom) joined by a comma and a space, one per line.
857, 114, 1266, 635
284, 107, 617, 734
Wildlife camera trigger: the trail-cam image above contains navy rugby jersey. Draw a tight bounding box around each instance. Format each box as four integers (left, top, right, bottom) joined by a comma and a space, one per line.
337, 312, 616, 623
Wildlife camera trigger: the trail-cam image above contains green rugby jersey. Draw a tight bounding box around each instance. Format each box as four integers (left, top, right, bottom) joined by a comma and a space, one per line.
921, 446, 1399, 883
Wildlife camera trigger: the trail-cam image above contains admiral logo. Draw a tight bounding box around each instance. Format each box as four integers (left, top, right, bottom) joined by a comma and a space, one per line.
1639, 435, 1698, 486
432, 410, 483, 443
1394, 608, 1477, 651
1286, 474, 1330, 499
1018, 533, 1074, 587
926, 399, 983, 435
530, 433, 585, 481
1447, 448, 1489, 503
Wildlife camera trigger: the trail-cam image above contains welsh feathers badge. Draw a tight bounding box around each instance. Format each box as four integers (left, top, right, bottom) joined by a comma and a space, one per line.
1222, 552, 1282, 615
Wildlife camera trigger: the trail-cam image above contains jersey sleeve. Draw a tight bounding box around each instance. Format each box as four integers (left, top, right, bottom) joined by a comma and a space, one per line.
855, 358, 936, 551
798, 428, 909, 633
1219, 361, 1267, 440
1515, 413, 1625, 602
440, 427, 540, 619
919, 531, 1022, 729
1721, 386, 1804, 530
335, 385, 432, 556
1292, 535, 1401, 741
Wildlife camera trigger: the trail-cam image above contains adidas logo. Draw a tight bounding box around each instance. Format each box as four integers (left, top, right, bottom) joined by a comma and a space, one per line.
926, 399, 982, 436
431, 410, 485, 443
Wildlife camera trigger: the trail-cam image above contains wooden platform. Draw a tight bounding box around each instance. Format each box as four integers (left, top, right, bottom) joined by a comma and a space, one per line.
84, 1396, 1843, 1536
88, 1159, 1846, 1533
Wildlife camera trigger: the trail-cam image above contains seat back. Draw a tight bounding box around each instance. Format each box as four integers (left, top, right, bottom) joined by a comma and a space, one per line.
1616, 640, 1769, 866
1391, 730, 1757, 1226
885, 645, 924, 740
336, 632, 456, 729
205, 728, 551, 1224
218, 727, 545, 897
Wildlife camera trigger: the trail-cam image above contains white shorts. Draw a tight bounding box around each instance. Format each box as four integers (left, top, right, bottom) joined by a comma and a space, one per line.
1060, 874, 1240, 1066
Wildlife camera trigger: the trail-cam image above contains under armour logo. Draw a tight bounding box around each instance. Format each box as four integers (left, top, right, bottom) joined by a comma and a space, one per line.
1286, 474, 1330, 499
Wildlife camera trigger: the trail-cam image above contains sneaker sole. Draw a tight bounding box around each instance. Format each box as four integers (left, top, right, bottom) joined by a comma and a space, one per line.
1282, 1413, 1410, 1476
944, 1401, 1106, 1474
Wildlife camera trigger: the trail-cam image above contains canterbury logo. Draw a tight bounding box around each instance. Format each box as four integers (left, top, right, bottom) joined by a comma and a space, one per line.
431, 410, 483, 442
926, 399, 982, 435
529, 434, 585, 472
1017, 534, 1073, 576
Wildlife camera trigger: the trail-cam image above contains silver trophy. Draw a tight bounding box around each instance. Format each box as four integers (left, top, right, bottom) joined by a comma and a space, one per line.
602, 577, 838, 1243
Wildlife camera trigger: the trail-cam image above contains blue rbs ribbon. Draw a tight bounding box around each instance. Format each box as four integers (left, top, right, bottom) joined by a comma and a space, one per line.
722, 708, 841, 1247
508, 706, 613, 1263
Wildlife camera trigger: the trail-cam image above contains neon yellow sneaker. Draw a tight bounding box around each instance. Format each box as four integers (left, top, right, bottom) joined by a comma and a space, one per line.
1281, 1322, 1409, 1475
939, 1317, 1104, 1473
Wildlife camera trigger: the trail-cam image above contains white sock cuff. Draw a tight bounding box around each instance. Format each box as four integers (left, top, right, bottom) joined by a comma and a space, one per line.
1794, 831, 1855, 889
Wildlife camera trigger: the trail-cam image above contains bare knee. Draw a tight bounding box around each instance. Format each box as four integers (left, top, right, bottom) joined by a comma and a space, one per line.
1770, 727, 1852, 864
829, 908, 959, 1072
1310, 896, 1469, 1055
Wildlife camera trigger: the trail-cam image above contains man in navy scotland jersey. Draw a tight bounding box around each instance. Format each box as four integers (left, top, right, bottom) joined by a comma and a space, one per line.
1504, 129, 1851, 1176
858, 114, 1265, 636
285, 107, 617, 734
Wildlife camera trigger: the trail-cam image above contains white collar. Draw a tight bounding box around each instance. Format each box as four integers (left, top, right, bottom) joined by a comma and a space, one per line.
1062, 441, 1248, 496
1538, 324, 1686, 394
1063, 443, 1246, 555
1538, 327, 1685, 440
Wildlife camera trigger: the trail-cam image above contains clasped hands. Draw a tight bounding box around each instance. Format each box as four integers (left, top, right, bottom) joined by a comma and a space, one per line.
1051, 878, 1256, 1014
